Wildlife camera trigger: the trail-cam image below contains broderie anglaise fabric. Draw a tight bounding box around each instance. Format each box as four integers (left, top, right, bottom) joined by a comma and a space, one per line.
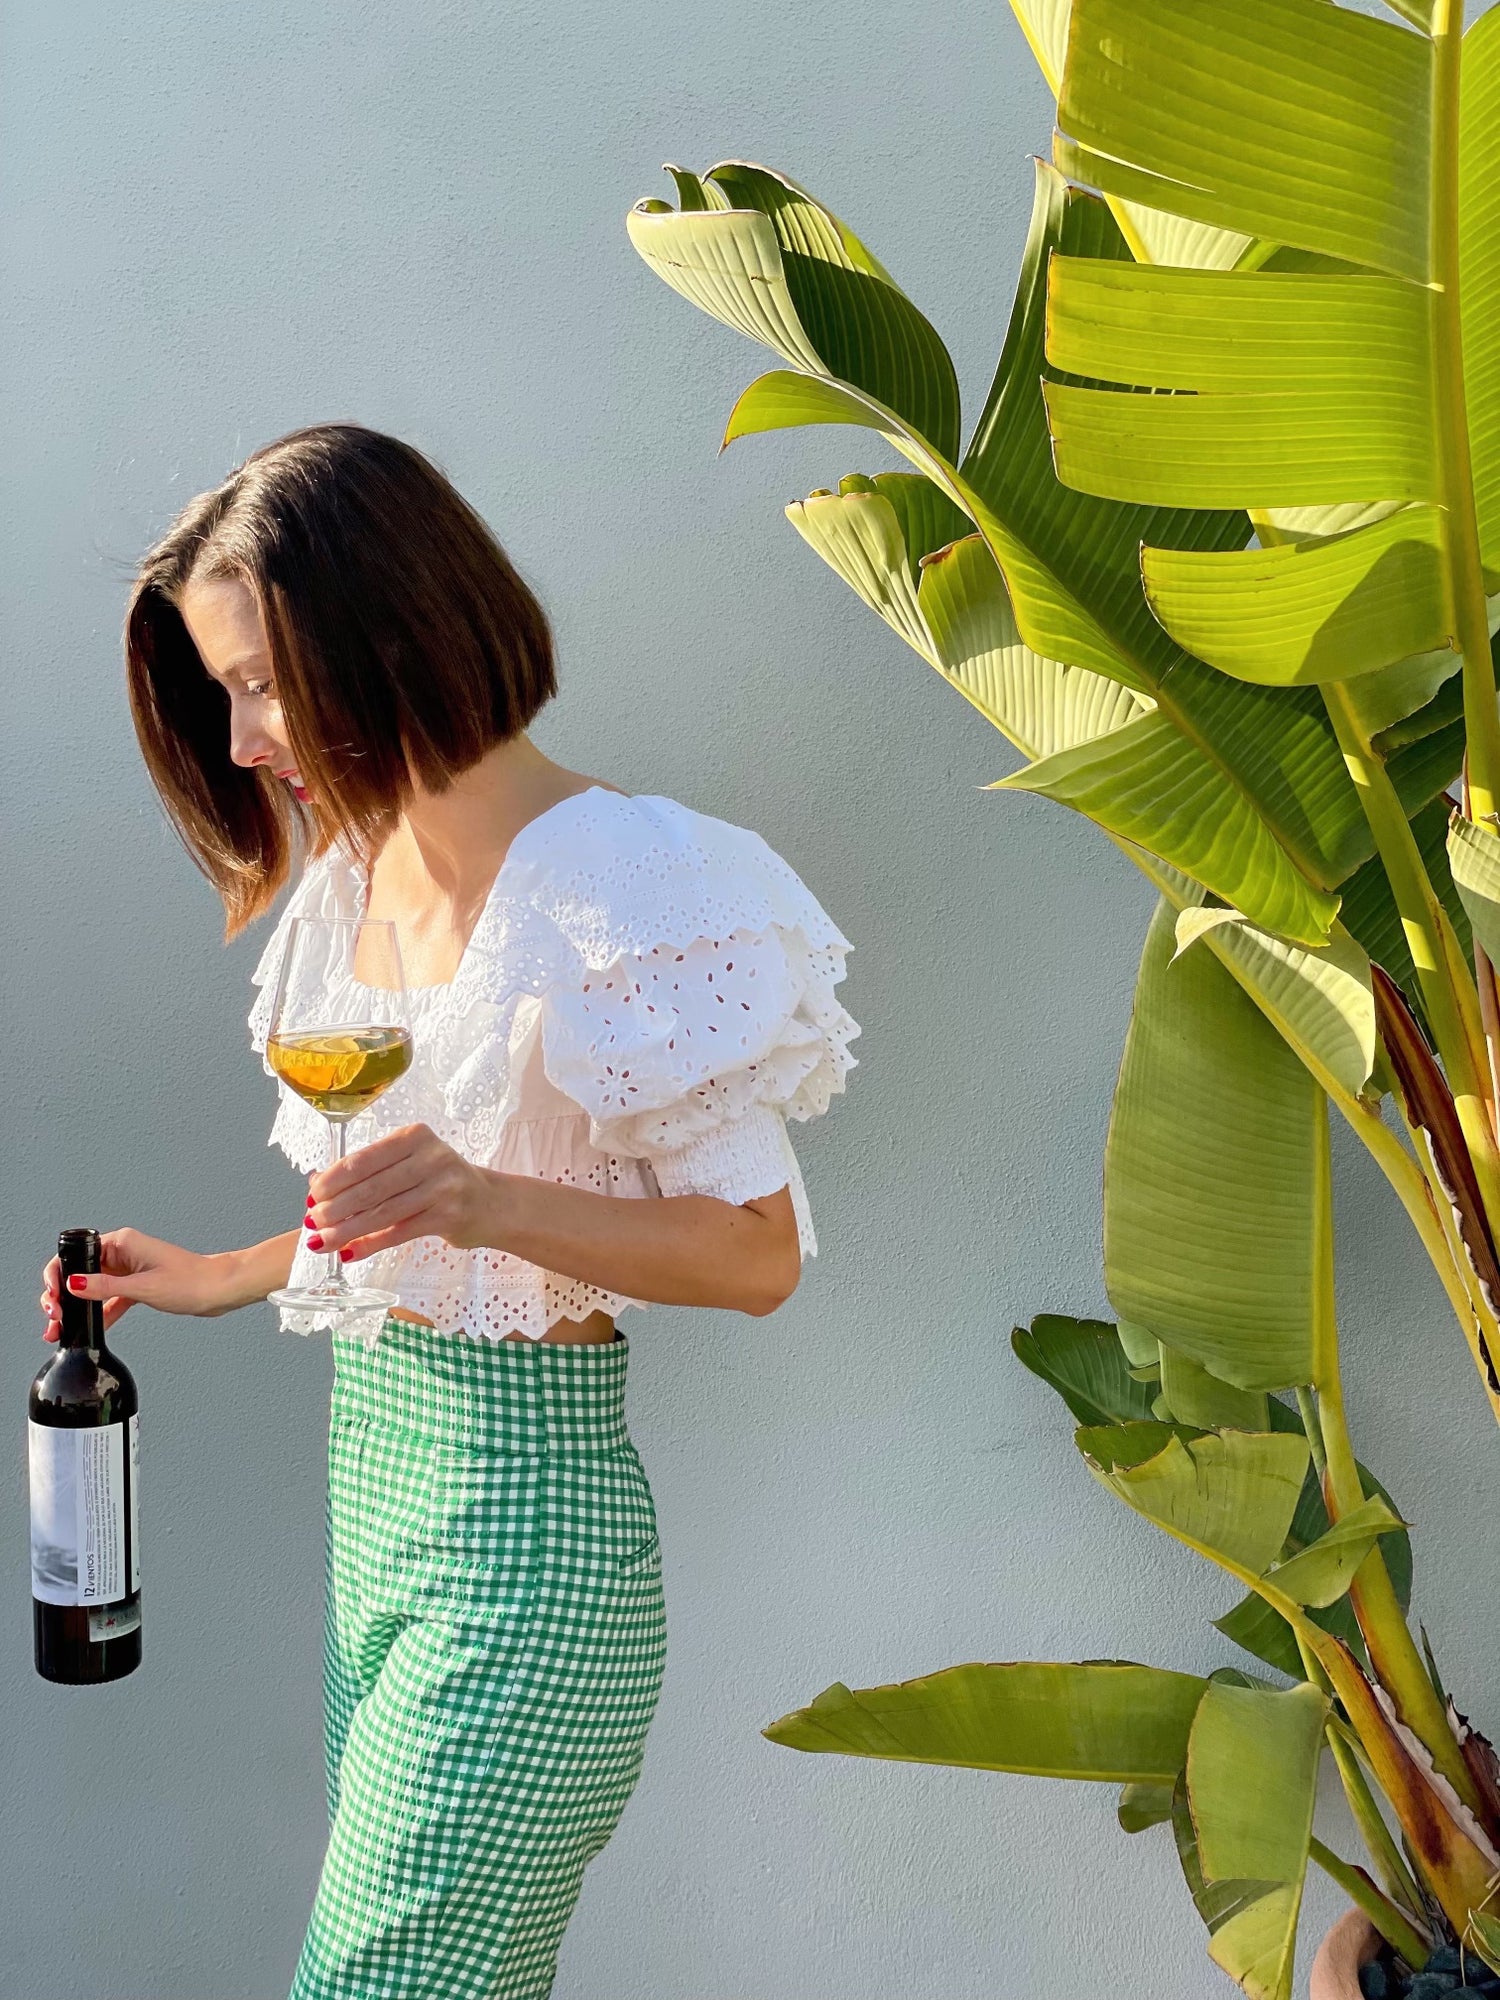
248, 789, 858, 1344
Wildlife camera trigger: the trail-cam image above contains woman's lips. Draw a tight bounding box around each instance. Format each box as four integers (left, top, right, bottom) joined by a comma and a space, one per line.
276, 770, 311, 802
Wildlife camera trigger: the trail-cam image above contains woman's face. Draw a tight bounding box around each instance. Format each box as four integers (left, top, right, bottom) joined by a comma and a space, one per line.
179, 574, 310, 803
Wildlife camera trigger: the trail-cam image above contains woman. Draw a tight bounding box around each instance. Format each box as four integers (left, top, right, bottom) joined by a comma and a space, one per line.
39, 424, 858, 2000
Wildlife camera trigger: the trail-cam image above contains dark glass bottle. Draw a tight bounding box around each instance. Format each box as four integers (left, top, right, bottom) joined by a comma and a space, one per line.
29, 1228, 141, 1684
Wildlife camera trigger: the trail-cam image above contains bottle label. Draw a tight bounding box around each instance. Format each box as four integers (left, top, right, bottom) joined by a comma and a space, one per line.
28, 1419, 133, 1607
129, 1413, 140, 1593
88, 1599, 141, 1642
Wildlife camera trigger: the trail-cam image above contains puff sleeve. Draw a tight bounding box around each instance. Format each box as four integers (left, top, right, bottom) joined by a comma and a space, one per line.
539, 916, 858, 1258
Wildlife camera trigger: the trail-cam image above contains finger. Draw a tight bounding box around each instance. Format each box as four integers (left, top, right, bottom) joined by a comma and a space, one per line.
310, 1157, 425, 1232
339, 1216, 434, 1262
309, 1126, 429, 1202
311, 1191, 431, 1254
65, 1273, 150, 1304
41, 1293, 130, 1336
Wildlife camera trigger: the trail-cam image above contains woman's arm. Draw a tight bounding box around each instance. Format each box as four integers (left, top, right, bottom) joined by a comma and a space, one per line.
42, 1226, 300, 1336
473, 1176, 801, 1317
306, 1125, 803, 1317
207, 1229, 303, 1311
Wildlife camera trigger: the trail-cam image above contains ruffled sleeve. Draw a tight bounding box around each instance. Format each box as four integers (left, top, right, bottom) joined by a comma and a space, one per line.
525, 796, 859, 1257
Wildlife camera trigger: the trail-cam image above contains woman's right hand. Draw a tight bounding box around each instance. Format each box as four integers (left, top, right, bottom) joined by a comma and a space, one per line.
39, 1228, 235, 1339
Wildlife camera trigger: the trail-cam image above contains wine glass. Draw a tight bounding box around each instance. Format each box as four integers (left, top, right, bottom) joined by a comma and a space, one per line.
264, 916, 413, 1325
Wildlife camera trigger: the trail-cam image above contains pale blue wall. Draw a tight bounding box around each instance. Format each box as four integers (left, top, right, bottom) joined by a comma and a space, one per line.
3, 5, 1491, 1997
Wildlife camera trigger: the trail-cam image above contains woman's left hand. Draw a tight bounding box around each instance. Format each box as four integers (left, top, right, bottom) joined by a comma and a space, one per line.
305, 1124, 495, 1262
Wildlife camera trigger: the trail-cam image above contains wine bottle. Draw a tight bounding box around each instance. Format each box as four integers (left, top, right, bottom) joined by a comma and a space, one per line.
29, 1228, 141, 1684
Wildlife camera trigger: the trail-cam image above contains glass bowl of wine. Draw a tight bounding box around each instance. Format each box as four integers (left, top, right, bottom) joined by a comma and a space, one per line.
263, 916, 413, 1325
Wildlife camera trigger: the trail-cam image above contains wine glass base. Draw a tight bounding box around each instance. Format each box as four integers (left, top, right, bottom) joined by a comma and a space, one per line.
268, 1282, 400, 1320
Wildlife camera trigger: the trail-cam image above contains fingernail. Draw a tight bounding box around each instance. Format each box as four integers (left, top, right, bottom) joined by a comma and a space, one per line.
339, 1249, 353, 1263
306, 1234, 324, 1251
305, 1194, 314, 1209
66, 1275, 86, 1293
304, 1213, 317, 1230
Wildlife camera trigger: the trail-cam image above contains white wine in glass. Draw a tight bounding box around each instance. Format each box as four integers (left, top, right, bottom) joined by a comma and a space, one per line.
264, 915, 412, 1324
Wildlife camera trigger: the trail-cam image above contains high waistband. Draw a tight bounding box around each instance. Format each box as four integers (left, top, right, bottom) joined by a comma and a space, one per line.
330, 1317, 632, 1455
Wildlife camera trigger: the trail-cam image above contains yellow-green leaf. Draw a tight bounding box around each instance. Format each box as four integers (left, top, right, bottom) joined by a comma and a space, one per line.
997, 718, 1339, 945
1449, 813, 1500, 966
1140, 509, 1451, 687
1105, 899, 1334, 1385
763, 1660, 1207, 1782
1057, 0, 1431, 282
1185, 1679, 1327, 2000
1262, 1494, 1408, 1609
1171, 907, 1376, 1099
1078, 1424, 1309, 1578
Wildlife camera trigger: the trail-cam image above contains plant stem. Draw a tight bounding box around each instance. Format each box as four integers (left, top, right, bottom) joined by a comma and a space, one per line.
1309, 1838, 1431, 1969
1406, 1120, 1500, 1423
1314, 1368, 1484, 1817
1472, 943, 1500, 1146
1298, 1634, 1430, 1924
1296, 1387, 1328, 1479
1431, 0, 1500, 824
1326, 1727, 1431, 1929
1321, 684, 1500, 1231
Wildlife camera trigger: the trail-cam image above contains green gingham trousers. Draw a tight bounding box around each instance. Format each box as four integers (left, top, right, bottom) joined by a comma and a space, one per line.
289, 1319, 668, 2000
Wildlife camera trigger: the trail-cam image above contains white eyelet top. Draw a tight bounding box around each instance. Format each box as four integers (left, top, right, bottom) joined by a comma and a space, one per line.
248, 788, 859, 1343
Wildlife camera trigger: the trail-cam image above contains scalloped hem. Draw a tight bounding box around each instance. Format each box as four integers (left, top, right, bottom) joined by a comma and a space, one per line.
272, 1293, 650, 1347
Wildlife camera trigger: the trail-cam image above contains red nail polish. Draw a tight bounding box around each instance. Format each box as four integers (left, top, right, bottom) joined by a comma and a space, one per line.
66, 1275, 86, 1293
305, 1194, 314, 1209
306, 1234, 324, 1251
339, 1248, 354, 1263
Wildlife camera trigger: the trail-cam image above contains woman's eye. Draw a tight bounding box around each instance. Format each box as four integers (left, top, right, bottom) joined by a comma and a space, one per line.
245, 679, 276, 698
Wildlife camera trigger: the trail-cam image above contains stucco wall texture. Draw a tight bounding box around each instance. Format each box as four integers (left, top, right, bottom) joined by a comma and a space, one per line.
4, 4, 1492, 1997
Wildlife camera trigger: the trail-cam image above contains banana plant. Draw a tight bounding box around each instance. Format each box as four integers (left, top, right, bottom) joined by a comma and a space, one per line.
763, 905, 1500, 1999
628, 0, 1500, 1991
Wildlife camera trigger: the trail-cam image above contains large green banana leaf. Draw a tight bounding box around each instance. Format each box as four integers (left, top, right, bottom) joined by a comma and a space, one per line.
762, 1660, 1207, 1782
629, 156, 1388, 942
1007, 0, 1254, 269
1105, 900, 1333, 1391
1449, 813, 1500, 963
1215, 1453, 1414, 1680
1077, 1424, 1310, 1582
1010, 1314, 1162, 1426
1260, 1496, 1406, 1610
1181, 1680, 1328, 2000
1155, 1345, 1268, 1431
1012, 1312, 1415, 1673
1044, 0, 1500, 813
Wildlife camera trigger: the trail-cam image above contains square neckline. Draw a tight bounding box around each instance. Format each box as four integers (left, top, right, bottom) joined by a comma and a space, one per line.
350, 783, 617, 995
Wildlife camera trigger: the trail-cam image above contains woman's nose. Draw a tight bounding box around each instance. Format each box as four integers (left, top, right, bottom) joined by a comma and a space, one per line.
228, 711, 279, 770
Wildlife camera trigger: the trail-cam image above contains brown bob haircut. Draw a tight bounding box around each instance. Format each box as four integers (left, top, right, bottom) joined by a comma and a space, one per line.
126, 422, 556, 937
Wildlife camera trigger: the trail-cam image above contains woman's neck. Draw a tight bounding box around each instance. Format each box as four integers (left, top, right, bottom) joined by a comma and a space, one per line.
379, 737, 593, 907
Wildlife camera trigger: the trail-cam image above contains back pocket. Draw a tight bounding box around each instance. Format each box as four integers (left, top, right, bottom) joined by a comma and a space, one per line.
618, 1533, 661, 1578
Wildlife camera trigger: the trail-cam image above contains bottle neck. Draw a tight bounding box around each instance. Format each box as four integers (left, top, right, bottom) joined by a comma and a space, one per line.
57, 1289, 104, 1352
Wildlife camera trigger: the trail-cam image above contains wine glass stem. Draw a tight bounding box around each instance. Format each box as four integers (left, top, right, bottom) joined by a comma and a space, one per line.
326, 1119, 350, 1293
